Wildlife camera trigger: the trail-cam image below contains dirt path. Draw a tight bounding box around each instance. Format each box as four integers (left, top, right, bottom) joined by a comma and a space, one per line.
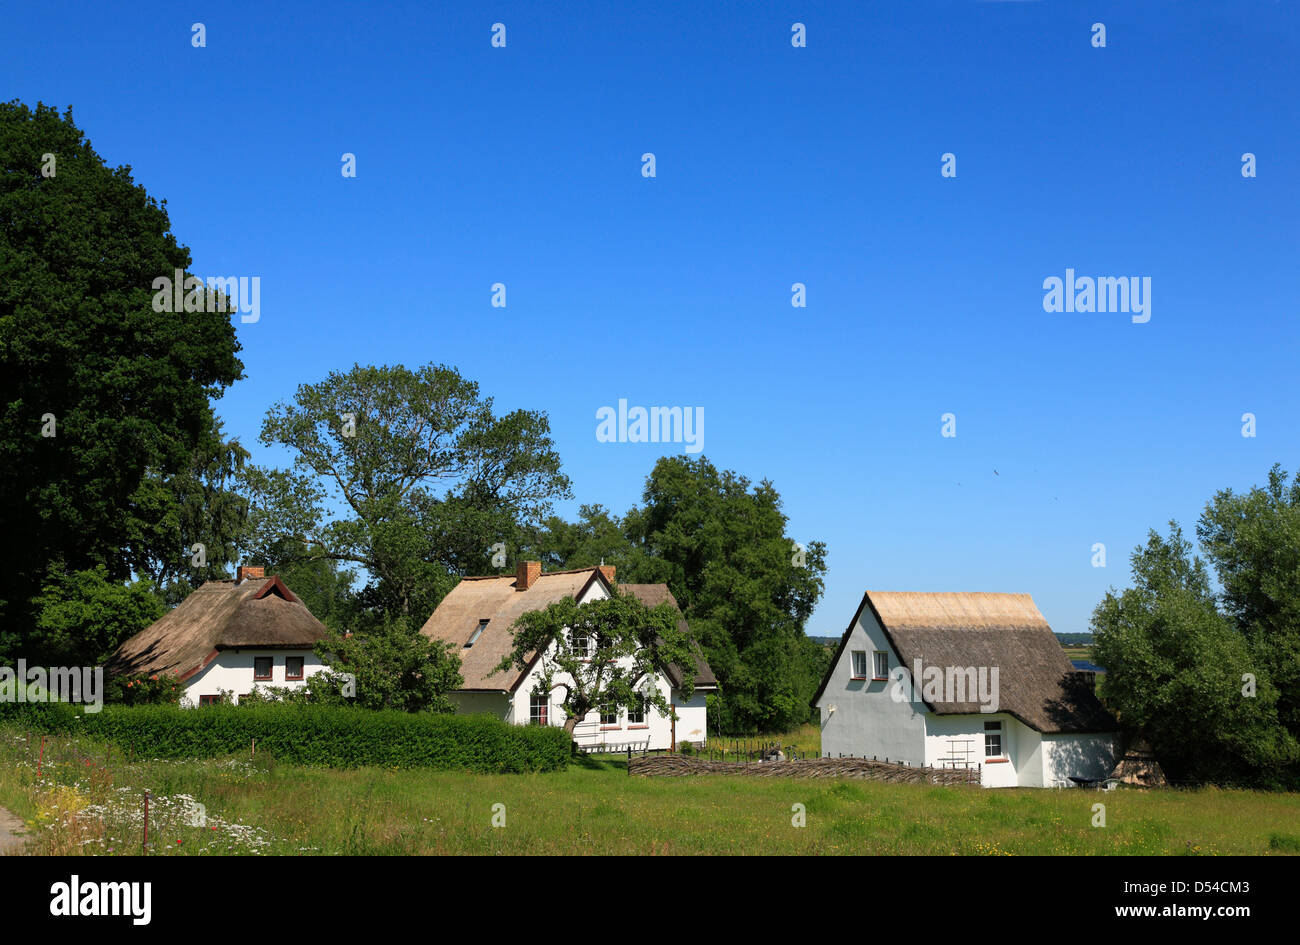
0, 806, 28, 855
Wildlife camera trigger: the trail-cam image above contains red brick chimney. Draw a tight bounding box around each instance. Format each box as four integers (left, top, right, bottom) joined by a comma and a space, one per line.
516, 560, 541, 591
236, 565, 265, 584
598, 564, 616, 585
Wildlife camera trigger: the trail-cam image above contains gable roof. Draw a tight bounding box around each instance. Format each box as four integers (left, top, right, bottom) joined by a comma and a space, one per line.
619, 584, 718, 690
812, 590, 1115, 734
418, 568, 716, 693
419, 568, 608, 691
107, 577, 332, 681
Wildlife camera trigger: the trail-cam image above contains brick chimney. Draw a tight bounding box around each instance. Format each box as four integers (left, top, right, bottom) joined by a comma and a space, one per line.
598, 564, 616, 585
236, 565, 265, 584
516, 560, 541, 591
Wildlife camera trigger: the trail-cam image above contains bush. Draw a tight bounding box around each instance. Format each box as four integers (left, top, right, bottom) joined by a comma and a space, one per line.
0, 702, 571, 772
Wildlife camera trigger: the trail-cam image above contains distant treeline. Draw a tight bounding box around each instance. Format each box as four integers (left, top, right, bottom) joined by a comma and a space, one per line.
1054, 632, 1095, 646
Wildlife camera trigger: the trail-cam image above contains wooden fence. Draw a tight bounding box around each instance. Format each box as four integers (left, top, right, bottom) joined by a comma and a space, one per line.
628, 753, 980, 785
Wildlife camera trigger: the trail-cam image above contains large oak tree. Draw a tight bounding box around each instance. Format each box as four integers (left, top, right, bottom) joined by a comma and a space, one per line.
0, 101, 243, 657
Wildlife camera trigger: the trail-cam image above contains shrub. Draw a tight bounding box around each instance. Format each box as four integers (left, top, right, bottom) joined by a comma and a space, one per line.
0, 702, 571, 772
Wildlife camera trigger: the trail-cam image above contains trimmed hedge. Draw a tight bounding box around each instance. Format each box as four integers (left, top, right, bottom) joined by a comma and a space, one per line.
0, 702, 571, 772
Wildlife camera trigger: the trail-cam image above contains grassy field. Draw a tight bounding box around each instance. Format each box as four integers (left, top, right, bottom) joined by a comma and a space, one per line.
2, 726, 1298, 855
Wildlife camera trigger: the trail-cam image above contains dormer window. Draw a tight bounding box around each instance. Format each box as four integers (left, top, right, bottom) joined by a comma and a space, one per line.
465, 619, 489, 648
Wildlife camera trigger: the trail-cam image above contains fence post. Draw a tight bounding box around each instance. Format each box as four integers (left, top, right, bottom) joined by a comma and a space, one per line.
142, 790, 150, 855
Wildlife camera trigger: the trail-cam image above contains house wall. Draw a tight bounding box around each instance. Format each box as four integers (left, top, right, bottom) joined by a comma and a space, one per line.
923, 713, 1041, 788
673, 689, 709, 747
815, 608, 927, 765
181, 649, 327, 706
485, 578, 704, 751
1041, 733, 1118, 785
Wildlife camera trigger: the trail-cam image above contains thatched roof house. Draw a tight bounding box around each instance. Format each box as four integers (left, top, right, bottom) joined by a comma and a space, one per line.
419, 562, 715, 749
814, 590, 1119, 787
107, 567, 332, 705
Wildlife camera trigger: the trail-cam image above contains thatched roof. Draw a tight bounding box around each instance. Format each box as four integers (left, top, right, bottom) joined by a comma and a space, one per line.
418, 568, 716, 692
107, 577, 331, 680
813, 590, 1116, 735
619, 584, 718, 690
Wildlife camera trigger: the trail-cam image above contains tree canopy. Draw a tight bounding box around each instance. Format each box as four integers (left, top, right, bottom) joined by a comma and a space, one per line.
522, 455, 829, 734
239, 362, 572, 623
0, 101, 243, 659
497, 590, 694, 735
1092, 465, 1300, 789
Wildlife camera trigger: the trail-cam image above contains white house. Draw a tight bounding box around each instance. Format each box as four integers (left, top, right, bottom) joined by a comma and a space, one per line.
108, 567, 331, 706
419, 561, 716, 751
813, 591, 1118, 787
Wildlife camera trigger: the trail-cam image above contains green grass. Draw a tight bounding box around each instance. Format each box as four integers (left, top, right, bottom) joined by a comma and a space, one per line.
3, 726, 1297, 855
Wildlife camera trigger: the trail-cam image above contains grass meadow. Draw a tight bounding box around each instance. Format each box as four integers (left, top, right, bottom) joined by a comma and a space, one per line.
2, 726, 1298, 856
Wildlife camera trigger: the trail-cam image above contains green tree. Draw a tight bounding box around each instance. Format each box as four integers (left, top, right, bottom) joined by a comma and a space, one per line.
1092, 522, 1299, 787
523, 456, 828, 734
497, 590, 694, 736
1197, 465, 1300, 734
132, 418, 252, 606
29, 565, 164, 665
240, 363, 571, 621
0, 101, 243, 651
314, 616, 462, 713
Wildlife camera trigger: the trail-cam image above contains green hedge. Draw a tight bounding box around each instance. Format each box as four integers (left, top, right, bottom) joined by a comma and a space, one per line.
0, 702, 571, 772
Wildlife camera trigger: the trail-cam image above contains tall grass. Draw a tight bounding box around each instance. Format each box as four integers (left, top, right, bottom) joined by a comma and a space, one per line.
2, 725, 1297, 856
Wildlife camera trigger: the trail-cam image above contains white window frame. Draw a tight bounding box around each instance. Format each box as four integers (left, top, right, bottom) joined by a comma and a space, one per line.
599, 702, 619, 728
627, 697, 646, 726
984, 720, 1003, 758
851, 650, 868, 679
529, 693, 549, 726
873, 651, 889, 680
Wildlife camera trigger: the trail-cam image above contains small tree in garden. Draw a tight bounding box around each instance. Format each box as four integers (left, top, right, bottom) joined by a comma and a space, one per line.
497, 590, 696, 736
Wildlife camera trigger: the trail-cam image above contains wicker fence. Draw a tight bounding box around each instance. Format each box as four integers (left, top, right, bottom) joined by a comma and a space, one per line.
628, 753, 980, 785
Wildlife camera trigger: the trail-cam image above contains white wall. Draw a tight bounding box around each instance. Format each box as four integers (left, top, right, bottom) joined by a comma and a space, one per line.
923, 713, 1040, 788
816, 608, 926, 764
181, 649, 327, 706
478, 578, 706, 751
1042, 733, 1118, 786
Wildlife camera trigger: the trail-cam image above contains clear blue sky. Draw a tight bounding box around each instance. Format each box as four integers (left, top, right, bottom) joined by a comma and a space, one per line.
5, 1, 1298, 636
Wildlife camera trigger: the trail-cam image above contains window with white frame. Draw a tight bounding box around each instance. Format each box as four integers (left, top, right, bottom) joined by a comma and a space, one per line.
627, 698, 646, 725
873, 651, 889, 680
600, 703, 618, 726
569, 629, 590, 656
529, 693, 548, 726
984, 720, 1003, 758
851, 650, 868, 679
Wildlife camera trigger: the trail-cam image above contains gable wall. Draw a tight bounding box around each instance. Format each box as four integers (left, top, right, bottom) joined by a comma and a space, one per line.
815, 605, 926, 764
503, 580, 690, 751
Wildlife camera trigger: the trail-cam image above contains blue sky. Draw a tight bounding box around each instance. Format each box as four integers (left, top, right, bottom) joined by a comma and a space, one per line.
5, 1, 1297, 635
